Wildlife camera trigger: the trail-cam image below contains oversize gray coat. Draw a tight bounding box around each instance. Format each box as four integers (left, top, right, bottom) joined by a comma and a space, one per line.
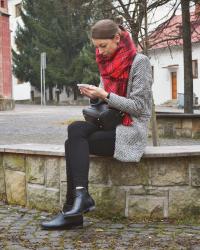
100, 53, 153, 162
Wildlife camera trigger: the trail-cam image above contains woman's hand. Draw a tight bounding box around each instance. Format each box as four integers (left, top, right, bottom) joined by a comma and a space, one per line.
79, 85, 108, 100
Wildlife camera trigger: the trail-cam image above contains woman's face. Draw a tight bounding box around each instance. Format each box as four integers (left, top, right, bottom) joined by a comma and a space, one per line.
92, 34, 120, 56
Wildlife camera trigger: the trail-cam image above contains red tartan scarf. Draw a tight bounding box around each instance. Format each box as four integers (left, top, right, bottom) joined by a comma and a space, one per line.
96, 29, 137, 126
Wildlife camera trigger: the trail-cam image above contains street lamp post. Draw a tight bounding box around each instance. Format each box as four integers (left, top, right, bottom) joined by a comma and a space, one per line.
40, 52, 46, 105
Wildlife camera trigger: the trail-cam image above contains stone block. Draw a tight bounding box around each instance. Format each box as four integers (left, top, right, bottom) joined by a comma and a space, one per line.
45, 157, 60, 188
128, 186, 146, 195
26, 156, 45, 184
192, 120, 200, 133
145, 187, 169, 197
163, 122, 175, 138
159, 118, 182, 130
180, 118, 192, 138
173, 119, 182, 129
3, 153, 25, 171
27, 184, 60, 211
0, 98, 15, 111
181, 128, 192, 138
190, 158, 200, 186
89, 158, 109, 184
90, 185, 126, 217
175, 128, 182, 137
157, 122, 163, 130
128, 195, 168, 219
129, 186, 168, 197
158, 127, 164, 137
169, 187, 200, 217
108, 160, 149, 186
5, 169, 26, 206
59, 158, 66, 182
150, 157, 189, 186
193, 131, 200, 139
0, 154, 5, 199
191, 168, 200, 186
182, 119, 192, 130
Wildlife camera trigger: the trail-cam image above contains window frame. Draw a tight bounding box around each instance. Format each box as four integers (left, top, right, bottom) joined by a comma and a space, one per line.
192, 60, 198, 79
1, 0, 5, 8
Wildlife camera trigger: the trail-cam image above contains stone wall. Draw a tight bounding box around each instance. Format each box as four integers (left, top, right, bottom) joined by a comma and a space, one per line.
1, 144, 200, 220
149, 113, 200, 139
0, 98, 15, 111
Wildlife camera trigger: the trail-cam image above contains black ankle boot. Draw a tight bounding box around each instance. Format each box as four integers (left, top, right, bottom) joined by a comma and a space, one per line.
63, 188, 95, 218
62, 203, 73, 213
41, 204, 83, 230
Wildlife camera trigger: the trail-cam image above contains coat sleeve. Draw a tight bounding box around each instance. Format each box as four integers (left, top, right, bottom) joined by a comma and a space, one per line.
106, 54, 152, 117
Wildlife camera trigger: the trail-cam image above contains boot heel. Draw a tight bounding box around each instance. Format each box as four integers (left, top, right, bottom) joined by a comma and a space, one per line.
84, 206, 95, 214
88, 206, 95, 211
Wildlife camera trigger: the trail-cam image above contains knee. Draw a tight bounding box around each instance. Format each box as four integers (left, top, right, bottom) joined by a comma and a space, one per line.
67, 121, 86, 139
65, 139, 69, 150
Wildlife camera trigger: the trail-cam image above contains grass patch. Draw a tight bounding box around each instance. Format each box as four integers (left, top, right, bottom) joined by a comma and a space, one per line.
53, 117, 84, 126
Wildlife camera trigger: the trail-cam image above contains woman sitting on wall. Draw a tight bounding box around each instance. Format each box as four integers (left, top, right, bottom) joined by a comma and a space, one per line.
41, 19, 152, 230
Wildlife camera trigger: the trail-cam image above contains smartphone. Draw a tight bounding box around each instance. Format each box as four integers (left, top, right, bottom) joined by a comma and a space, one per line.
77, 84, 91, 88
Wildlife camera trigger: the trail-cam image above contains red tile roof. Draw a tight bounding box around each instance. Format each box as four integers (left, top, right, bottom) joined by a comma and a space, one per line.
148, 12, 200, 50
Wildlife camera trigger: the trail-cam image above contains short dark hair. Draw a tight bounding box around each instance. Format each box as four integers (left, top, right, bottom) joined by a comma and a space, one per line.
91, 19, 119, 39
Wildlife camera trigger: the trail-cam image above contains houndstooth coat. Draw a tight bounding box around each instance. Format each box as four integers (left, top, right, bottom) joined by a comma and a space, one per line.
100, 53, 153, 162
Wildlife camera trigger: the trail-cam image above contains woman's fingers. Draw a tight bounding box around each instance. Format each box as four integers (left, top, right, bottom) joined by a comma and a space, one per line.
79, 85, 105, 99
79, 88, 95, 98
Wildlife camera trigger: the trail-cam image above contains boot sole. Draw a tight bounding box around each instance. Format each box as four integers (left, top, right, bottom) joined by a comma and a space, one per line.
86, 206, 96, 212
41, 223, 83, 231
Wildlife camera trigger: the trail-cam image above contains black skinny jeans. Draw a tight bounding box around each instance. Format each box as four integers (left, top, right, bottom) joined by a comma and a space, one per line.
65, 121, 115, 205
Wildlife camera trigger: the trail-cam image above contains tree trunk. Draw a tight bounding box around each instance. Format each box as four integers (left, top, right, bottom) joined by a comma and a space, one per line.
181, 0, 193, 114
73, 84, 78, 100
143, 0, 159, 146
49, 86, 53, 101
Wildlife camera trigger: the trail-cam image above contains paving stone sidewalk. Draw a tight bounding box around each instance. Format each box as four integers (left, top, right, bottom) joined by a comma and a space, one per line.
1, 202, 200, 250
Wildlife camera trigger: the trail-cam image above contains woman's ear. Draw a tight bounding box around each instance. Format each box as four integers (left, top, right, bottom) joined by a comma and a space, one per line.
114, 33, 120, 44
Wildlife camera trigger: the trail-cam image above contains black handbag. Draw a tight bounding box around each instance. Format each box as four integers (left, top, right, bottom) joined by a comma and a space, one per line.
82, 100, 124, 130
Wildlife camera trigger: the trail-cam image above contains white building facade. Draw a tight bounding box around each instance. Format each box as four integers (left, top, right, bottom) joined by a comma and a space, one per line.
148, 5, 200, 106
149, 42, 200, 105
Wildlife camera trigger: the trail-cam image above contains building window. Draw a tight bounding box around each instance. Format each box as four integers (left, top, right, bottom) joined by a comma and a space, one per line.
1, 0, 5, 8
192, 60, 198, 79
15, 3, 22, 17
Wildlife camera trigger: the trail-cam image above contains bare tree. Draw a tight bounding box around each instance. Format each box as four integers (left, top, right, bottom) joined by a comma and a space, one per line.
88, 1, 181, 49
181, 0, 193, 113
111, 0, 179, 45
141, 0, 159, 146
